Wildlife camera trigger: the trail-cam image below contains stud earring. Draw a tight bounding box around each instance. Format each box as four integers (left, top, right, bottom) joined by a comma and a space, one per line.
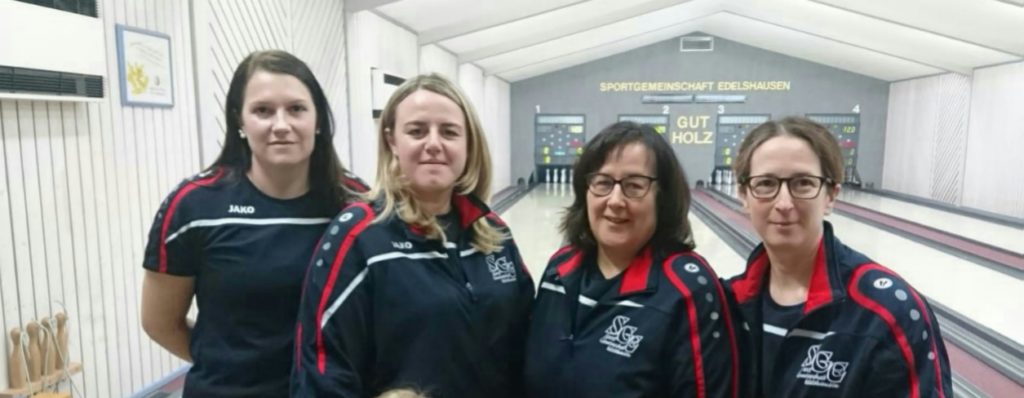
238, 129, 246, 139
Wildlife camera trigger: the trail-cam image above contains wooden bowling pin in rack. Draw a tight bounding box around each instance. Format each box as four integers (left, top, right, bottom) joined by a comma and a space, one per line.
2, 313, 82, 398
7, 328, 25, 389
25, 322, 41, 382
40, 318, 58, 375
55, 313, 68, 369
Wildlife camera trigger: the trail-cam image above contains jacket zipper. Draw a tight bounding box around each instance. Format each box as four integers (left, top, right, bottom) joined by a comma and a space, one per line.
445, 241, 478, 302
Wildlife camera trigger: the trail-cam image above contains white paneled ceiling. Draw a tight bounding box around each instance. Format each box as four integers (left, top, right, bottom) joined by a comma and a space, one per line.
364, 0, 1024, 82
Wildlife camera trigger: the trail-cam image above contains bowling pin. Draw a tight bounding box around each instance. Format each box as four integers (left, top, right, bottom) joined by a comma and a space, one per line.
26, 321, 41, 381
56, 312, 68, 369
41, 318, 57, 375
561, 168, 567, 184
568, 170, 573, 185
546, 168, 552, 184
8, 328, 26, 389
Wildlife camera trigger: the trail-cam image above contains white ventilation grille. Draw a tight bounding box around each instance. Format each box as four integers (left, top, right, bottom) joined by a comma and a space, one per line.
680, 36, 713, 52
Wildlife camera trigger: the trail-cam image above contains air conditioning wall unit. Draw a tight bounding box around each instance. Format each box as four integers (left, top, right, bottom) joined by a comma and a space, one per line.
680, 35, 714, 52
0, 1, 106, 101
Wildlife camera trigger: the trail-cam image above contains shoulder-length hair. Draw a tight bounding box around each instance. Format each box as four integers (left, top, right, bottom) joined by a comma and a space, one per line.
371, 73, 505, 253
561, 121, 695, 256
207, 49, 357, 208
732, 116, 844, 193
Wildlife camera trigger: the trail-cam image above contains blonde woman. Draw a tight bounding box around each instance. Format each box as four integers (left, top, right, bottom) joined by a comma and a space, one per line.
291, 74, 534, 397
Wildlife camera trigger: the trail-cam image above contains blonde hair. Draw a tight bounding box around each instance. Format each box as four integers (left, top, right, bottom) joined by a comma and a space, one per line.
371, 73, 506, 254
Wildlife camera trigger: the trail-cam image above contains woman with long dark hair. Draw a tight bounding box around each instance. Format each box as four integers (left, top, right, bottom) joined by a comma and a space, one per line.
140, 50, 366, 397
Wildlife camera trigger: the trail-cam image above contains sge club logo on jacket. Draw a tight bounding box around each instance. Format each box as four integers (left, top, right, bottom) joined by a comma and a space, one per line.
487, 254, 517, 283
600, 315, 644, 358
796, 344, 849, 389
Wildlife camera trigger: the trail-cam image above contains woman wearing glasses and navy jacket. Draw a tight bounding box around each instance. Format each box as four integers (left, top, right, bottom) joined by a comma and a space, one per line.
524, 122, 746, 398
726, 116, 951, 397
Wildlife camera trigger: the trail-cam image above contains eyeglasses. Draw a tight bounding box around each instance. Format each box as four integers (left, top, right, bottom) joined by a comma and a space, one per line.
741, 175, 833, 199
586, 173, 657, 199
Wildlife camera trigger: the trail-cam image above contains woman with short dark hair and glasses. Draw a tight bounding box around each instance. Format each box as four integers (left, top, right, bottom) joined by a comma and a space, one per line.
524, 121, 744, 398
727, 116, 951, 397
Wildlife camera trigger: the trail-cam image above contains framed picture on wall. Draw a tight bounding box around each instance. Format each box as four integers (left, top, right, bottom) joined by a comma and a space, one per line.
116, 25, 174, 107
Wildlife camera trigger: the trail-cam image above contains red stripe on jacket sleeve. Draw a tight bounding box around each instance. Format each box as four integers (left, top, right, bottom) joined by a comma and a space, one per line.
295, 323, 302, 371
663, 254, 706, 398
907, 281, 947, 398
687, 253, 740, 398
848, 265, 921, 398
157, 169, 222, 273
315, 202, 374, 374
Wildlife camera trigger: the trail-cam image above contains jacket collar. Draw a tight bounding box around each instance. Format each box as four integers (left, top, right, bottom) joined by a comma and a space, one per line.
377, 193, 494, 242
730, 221, 846, 314
551, 246, 659, 298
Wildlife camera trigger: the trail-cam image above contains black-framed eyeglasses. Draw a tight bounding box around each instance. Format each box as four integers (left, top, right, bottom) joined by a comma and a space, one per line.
586, 173, 657, 199
741, 175, 833, 199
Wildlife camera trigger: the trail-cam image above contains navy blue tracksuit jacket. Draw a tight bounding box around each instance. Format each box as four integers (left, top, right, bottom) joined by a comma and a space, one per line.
726, 221, 952, 397
142, 168, 367, 397
291, 195, 535, 397
525, 245, 745, 398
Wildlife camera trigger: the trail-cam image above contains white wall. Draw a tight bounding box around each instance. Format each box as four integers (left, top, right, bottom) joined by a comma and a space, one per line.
193, 0, 350, 168
292, 0, 351, 169
963, 62, 1024, 218
458, 63, 485, 113
419, 44, 458, 81
883, 65, 1024, 218
0, 0, 354, 396
484, 76, 512, 193
0, 1, 105, 76
882, 73, 971, 204
455, 64, 514, 196
346, 10, 419, 180
0, 0, 200, 396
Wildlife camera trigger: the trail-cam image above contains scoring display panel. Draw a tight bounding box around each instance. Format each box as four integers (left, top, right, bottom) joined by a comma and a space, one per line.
535, 114, 585, 183
806, 114, 860, 184
618, 114, 669, 135
713, 114, 771, 185
715, 114, 771, 168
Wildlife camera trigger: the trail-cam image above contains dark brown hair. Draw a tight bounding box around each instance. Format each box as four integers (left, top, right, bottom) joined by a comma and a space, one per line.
732, 116, 844, 194
209, 49, 355, 208
560, 121, 695, 256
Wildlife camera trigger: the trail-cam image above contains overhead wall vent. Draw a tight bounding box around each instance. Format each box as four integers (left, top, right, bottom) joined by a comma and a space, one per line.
0, 65, 104, 98
14, 0, 98, 17
680, 36, 714, 52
